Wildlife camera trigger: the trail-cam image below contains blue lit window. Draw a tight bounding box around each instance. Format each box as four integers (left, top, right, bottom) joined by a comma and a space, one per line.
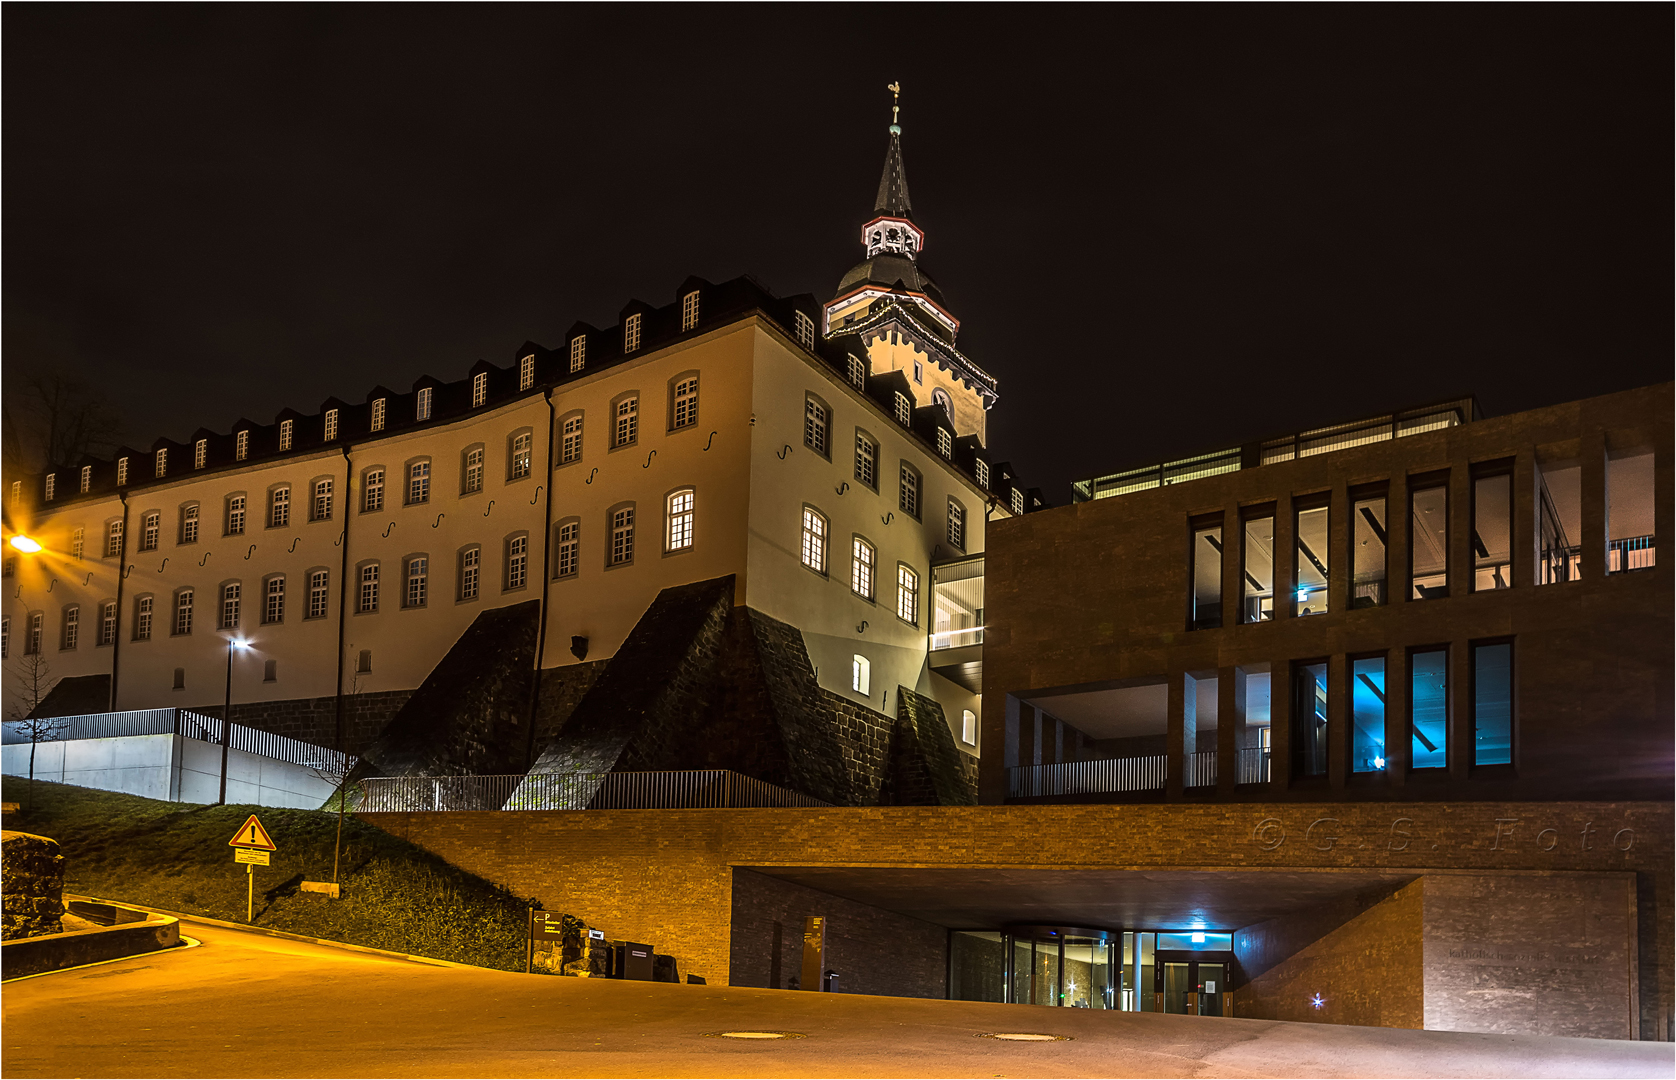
1410, 649, 1448, 769
1472, 642, 1512, 766
1352, 656, 1386, 773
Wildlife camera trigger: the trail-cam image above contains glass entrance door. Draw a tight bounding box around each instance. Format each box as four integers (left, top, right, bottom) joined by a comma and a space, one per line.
1163, 962, 1192, 1014
1000, 926, 1116, 1008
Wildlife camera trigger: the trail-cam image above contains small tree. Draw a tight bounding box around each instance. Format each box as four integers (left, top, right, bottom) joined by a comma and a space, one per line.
9, 654, 68, 811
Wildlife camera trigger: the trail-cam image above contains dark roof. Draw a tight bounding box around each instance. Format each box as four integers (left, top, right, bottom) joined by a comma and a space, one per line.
834, 253, 945, 307
874, 129, 912, 219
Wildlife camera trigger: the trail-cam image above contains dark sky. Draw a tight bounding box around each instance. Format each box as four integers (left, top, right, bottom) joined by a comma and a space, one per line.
6, 7, 1670, 500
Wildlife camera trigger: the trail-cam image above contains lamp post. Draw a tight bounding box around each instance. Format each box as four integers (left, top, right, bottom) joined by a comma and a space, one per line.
218, 637, 250, 805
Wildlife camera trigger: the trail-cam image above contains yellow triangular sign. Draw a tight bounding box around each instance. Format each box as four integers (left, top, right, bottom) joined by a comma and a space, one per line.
227, 813, 276, 852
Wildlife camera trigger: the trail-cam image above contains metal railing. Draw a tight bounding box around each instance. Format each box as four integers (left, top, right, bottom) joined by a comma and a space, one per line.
1185, 751, 1217, 788
356, 769, 830, 813
930, 626, 985, 650
1007, 755, 1165, 798
1237, 747, 1270, 785
1609, 535, 1656, 573
1, 708, 353, 773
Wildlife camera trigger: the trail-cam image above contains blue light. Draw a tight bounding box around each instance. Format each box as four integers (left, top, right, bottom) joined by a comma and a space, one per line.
1191, 932, 1205, 944
1373, 756, 1385, 769
1311, 994, 1325, 1010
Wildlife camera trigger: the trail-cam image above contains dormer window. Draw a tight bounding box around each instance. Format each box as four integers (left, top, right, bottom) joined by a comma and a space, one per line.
43, 474, 55, 502
236, 431, 249, 460
155, 448, 168, 478
975, 459, 990, 488
795, 311, 815, 351
937, 428, 952, 459
416, 387, 433, 421
324, 409, 339, 441
1011, 488, 1025, 515
472, 372, 488, 408
625, 313, 642, 353
279, 419, 294, 451
894, 393, 911, 426
9, 481, 19, 505
371, 398, 387, 432
681, 290, 700, 331
570, 335, 586, 373
194, 439, 208, 469
80, 466, 91, 494
848, 355, 867, 389
519, 354, 535, 391
117, 458, 129, 486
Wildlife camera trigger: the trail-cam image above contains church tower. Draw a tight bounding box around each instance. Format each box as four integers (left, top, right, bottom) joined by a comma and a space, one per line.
824, 85, 998, 443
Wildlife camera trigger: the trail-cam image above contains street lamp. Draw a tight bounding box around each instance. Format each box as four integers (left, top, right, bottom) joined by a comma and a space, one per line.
8, 534, 43, 553
218, 638, 252, 805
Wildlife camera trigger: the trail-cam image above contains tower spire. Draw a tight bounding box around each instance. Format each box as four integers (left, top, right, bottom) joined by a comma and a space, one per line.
874, 82, 912, 220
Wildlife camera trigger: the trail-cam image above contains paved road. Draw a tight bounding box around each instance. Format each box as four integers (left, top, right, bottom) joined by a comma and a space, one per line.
5, 918, 1671, 1079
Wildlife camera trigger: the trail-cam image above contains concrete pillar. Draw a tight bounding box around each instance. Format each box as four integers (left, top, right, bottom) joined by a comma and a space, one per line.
1450, 463, 1472, 599
1386, 648, 1409, 788
1028, 706, 1042, 767
1167, 671, 1196, 799
1580, 431, 1609, 581
1269, 663, 1291, 793
1329, 483, 1351, 616
1002, 695, 1021, 770
1390, 472, 1411, 605
1221, 505, 1242, 630
1449, 638, 1471, 779
1273, 495, 1295, 621
1216, 666, 1247, 794
1328, 654, 1349, 791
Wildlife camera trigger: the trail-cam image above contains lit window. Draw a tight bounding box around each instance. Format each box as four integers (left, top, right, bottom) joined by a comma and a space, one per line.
804, 397, 829, 456
99, 602, 116, 647
116, 457, 129, 486
415, 387, 433, 421
555, 521, 579, 578
308, 570, 329, 619
236, 431, 249, 460
27, 612, 43, 654
614, 397, 639, 448
1010, 488, 1024, 515
894, 393, 911, 426
896, 564, 919, 625
511, 433, 533, 479
519, 354, 535, 391
174, 589, 195, 636
961, 710, 976, 745
1295, 503, 1329, 616
666, 489, 694, 551
364, 470, 385, 512
975, 459, 990, 488
937, 428, 952, 458
10, 481, 21, 505
270, 486, 291, 528
80, 466, 91, 494
155, 448, 168, 477
681, 290, 700, 331
561, 416, 583, 464
135, 596, 152, 641
2, 617, 8, 658
44, 474, 55, 502
851, 537, 875, 599
220, 583, 241, 630
324, 409, 339, 441
264, 576, 285, 623
359, 563, 380, 613
947, 500, 965, 549
72, 528, 85, 560
370, 398, 387, 432
800, 507, 827, 574
848, 354, 866, 389
506, 535, 528, 588
464, 448, 484, 493
62, 606, 79, 650
795, 311, 815, 351
182, 505, 199, 544
672, 376, 699, 429
852, 654, 871, 696
625, 313, 642, 353
472, 372, 488, 408
407, 462, 430, 504
899, 464, 920, 519
1410, 648, 1447, 769
195, 439, 208, 469
459, 548, 480, 600
405, 557, 428, 607
141, 512, 161, 552
279, 419, 294, 451
226, 495, 246, 536
609, 508, 635, 566
106, 520, 124, 558
1411, 482, 1448, 599
854, 432, 877, 488
570, 335, 586, 373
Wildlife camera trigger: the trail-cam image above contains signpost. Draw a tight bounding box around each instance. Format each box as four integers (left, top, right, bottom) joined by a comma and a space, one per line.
227, 814, 277, 922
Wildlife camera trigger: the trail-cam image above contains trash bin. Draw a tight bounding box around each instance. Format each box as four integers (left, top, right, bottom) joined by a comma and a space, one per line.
620, 941, 655, 981
823, 969, 839, 993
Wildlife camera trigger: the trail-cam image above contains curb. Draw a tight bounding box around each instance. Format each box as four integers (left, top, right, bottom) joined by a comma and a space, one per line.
64, 894, 477, 970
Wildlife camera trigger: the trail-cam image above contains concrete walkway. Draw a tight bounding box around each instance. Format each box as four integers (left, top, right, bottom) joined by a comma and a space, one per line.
3, 916, 1669, 1078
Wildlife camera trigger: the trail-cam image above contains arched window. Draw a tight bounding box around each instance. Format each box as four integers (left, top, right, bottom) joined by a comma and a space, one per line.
458, 547, 480, 600
463, 446, 485, 493
851, 537, 875, 600
180, 505, 200, 544
407, 461, 431, 504
852, 655, 871, 696
505, 535, 529, 589
961, 710, 977, 745
800, 507, 827, 574
613, 395, 640, 448
263, 575, 285, 624
140, 511, 161, 552
854, 430, 877, 489
509, 432, 533, 479
269, 486, 291, 528
560, 413, 584, 465
404, 556, 428, 608
932, 388, 952, 415
899, 463, 921, 520
358, 563, 380, 613
554, 520, 580, 579
896, 564, 920, 626
608, 508, 634, 567
671, 374, 699, 430
311, 479, 333, 521
804, 395, 830, 457
220, 583, 241, 630
666, 489, 695, 552
174, 589, 195, 636
472, 372, 488, 408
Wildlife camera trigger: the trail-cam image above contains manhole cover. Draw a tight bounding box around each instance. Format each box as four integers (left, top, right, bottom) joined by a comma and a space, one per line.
704, 1031, 807, 1040
976, 1032, 1073, 1042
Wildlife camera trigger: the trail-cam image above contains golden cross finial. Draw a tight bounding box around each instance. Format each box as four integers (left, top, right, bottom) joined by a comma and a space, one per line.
888, 82, 901, 126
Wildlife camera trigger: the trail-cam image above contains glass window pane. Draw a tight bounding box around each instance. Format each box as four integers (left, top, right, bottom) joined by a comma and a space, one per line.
1242, 516, 1274, 623
1154, 931, 1234, 951
1410, 485, 1449, 599
949, 932, 1006, 1003
1473, 642, 1512, 766
1192, 525, 1222, 629
1538, 463, 1582, 584
1473, 474, 1511, 591
1136, 932, 1155, 1012
1352, 657, 1386, 773
1353, 496, 1387, 607
1291, 660, 1328, 777
1033, 941, 1059, 1007
1608, 453, 1656, 573
1410, 648, 1448, 769
1294, 505, 1328, 616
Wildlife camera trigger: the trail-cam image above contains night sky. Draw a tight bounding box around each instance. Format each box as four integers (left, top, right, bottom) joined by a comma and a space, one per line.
6, 7, 1670, 499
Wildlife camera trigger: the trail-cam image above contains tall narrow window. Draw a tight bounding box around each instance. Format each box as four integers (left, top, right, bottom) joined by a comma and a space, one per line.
155, 448, 168, 478
804, 397, 829, 456
899, 464, 920, 519
1352, 656, 1386, 773
672, 376, 699, 429
555, 521, 579, 578
1608, 452, 1656, 573
174, 589, 195, 635
194, 439, 208, 469
226, 495, 246, 536
62, 606, 79, 650
614, 397, 639, 447
370, 398, 387, 431
1294, 502, 1329, 616
854, 432, 877, 488
975, 459, 990, 488
220, 583, 241, 629
1469, 472, 1511, 591
851, 537, 875, 599
569, 335, 586, 373
407, 462, 430, 504
28, 613, 43, 654
117, 457, 130, 486
135, 597, 153, 641
459, 548, 480, 600
795, 310, 815, 350
1352, 494, 1387, 607
1191, 520, 1223, 630
364, 470, 385, 512
463, 448, 484, 493
947, 499, 965, 550
1292, 660, 1328, 778
852, 654, 870, 695
324, 409, 339, 441
359, 564, 380, 613
264, 576, 285, 623
1410, 481, 1449, 599
510, 433, 532, 479
896, 564, 920, 625
99, 602, 116, 647
235, 431, 250, 460
624, 312, 642, 353
279, 419, 294, 451
962, 710, 977, 745
141, 512, 161, 552
894, 392, 911, 426
80, 466, 92, 493
3, 617, 9, 658
936, 428, 953, 459
609, 509, 635, 566
666, 490, 694, 551
43, 474, 55, 502
913, 359, 923, 383
1410, 648, 1448, 769
519, 354, 535, 391
415, 387, 433, 421
72, 528, 85, 560
506, 536, 528, 589
681, 290, 700, 330
106, 520, 124, 558
181, 505, 199, 544
800, 508, 827, 573
405, 557, 428, 607
270, 486, 291, 528
1472, 641, 1512, 766
472, 372, 488, 408
848, 354, 866, 389
312, 479, 333, 521
561, 416, 583, 464
1241, 513, 1274, 623
308, 570, 329, 619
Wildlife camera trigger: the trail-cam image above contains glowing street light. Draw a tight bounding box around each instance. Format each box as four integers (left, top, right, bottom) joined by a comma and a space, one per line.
9, 535, 42, 553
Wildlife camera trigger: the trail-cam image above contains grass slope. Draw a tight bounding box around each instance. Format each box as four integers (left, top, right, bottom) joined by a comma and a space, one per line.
3, 778, 531, 971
